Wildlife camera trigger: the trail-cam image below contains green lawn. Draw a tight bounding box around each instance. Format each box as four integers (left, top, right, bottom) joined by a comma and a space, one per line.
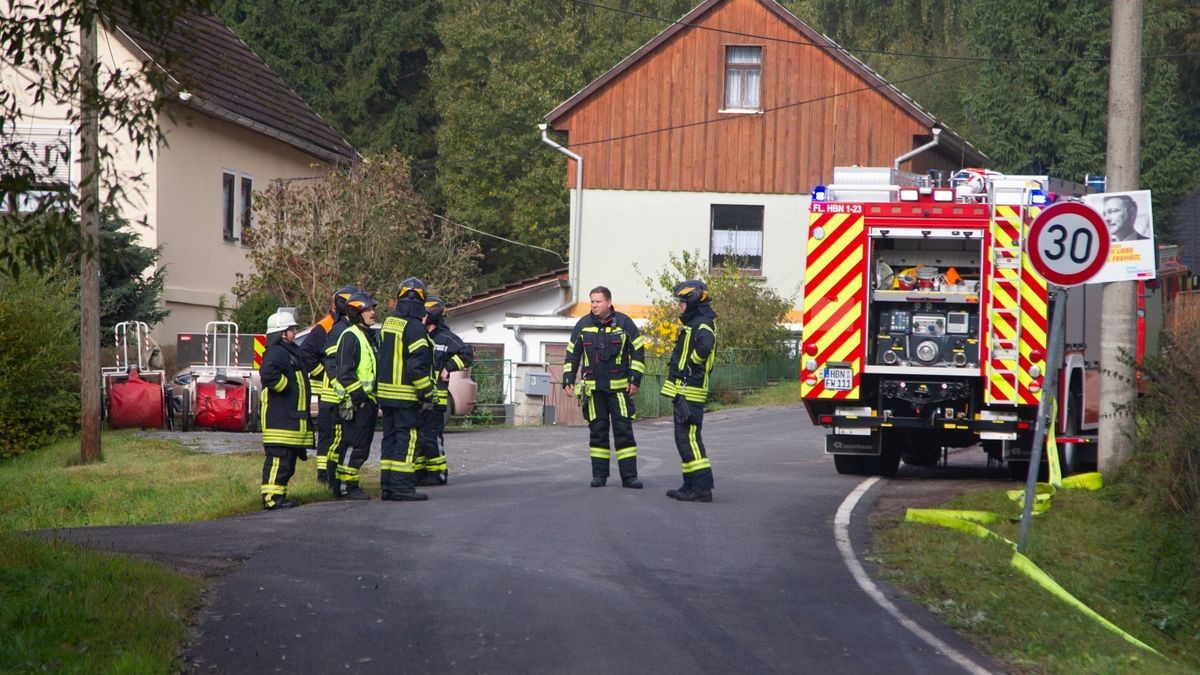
0, 431, 331, 673
871, 486, 1200, 673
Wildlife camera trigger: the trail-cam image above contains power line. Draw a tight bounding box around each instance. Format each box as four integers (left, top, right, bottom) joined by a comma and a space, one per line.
568, 0, 1200, 63
433, 213, 566, 264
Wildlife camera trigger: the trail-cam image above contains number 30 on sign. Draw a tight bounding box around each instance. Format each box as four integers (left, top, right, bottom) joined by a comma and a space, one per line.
1026, 202, 1111, 286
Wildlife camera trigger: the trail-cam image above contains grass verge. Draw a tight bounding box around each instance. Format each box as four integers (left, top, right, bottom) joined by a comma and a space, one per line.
871, 485, 1200, 674
0, 430, 332, 672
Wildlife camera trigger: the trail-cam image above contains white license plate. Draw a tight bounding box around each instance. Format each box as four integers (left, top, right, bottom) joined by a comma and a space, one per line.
823, 367, 853, 391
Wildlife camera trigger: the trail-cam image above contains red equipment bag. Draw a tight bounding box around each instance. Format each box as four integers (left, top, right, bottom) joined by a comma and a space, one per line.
108, 370, 166, 429
193, 380, 247, 431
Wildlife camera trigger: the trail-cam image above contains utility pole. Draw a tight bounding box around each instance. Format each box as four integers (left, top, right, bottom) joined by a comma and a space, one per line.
80, 2, 103, 463
1098, 0, 1142, 472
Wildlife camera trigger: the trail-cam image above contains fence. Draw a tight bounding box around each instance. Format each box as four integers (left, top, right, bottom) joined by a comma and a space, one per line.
632, 345, 800, 419
454, 357, 513, 426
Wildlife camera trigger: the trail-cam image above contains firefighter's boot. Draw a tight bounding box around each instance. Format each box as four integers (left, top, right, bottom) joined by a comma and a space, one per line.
590, 477, 607, 488
672, 488, 712, 503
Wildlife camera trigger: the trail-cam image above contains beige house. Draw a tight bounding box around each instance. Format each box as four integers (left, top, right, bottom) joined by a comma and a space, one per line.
5, 9, 358, 339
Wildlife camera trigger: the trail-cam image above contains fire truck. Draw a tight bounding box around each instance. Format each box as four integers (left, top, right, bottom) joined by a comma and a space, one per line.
800, 166, 1105, 478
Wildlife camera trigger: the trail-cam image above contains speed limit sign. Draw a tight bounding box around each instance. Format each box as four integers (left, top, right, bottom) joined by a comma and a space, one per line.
1026, 202, 1111, 286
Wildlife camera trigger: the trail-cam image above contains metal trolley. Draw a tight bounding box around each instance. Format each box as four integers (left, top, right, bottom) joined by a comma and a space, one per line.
101, 321, 170, 429
169, 321, 264, 432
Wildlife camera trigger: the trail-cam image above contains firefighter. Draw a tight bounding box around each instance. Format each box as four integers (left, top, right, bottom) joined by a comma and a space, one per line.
259, 310, 314, 510
417, 295, 474, 486
376, 277, 437, 501
320, 287, 359, 486
329, 291, 379, 500
563, 286, 646, 488
302, 285, 358, 484
661, 280, 717, 503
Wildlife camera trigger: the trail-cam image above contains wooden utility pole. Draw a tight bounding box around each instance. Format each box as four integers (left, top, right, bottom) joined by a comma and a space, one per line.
1098, 0, 1142, 472
80, 3, 103, 463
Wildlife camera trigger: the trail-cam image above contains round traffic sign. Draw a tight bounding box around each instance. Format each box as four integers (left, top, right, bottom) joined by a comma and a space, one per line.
1026, 202, 1110, 286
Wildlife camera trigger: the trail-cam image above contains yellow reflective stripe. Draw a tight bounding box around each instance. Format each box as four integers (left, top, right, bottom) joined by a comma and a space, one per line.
436, 390, 449, 404
413, 376, 432, 389
681, 457, 711, 473
630, 360, 645, 373
450, 355, 466, 370
376, 384, 420, 401
263, 429, 314, 446
343, 380, 363, 393
270, 376, 287, 393
690, 352, 705, 365
563, 363, 574, 373
616, 446, 637, 460
616, 393, 629, 418
426, 456, 447, 470
589, 447, 611, 459
661, 381, 680, 397
607, 378, 630, 390
335, 464, 360, 480
260, 484, 287, 496
407, 340, 426, 354
632, 336, 645, 349
268, 456, 280, 487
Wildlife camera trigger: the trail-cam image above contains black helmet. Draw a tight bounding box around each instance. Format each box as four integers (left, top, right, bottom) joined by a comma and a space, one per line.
424, 296, 446, 323
345, 291, 378, 323
332, 285, 359, 316
397, 277, 427, 302
672, 280, 710, 307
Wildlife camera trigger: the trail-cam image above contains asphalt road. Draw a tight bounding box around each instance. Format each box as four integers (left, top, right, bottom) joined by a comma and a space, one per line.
48, 405, 998, 674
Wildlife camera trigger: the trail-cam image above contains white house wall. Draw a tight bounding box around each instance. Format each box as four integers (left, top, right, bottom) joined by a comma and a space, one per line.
576, 189, 810, 315
155, 105, 325, 340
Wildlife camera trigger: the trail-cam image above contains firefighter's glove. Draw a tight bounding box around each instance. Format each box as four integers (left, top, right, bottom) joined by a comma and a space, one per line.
337, 399, 355, 421
295, 448, 309, 462
673, 395, 692, 424
420, 401, 436, 413
349, 388, 367, 406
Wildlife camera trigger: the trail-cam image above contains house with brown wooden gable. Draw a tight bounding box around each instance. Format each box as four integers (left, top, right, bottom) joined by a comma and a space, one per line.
6, 8, 358, 340
542, 0, 988, 321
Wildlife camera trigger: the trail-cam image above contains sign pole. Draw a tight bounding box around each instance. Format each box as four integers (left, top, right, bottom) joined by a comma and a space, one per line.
1017, 286, 1067, 554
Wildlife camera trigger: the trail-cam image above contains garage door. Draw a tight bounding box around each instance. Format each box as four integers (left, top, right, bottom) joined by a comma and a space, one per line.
544, 343, 585, 427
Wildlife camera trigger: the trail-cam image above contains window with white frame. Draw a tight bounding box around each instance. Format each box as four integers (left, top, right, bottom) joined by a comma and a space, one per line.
711, 204, 764, 273
222, 170, 253, 242
723, 46, 762, 111
1, 126, 72, 213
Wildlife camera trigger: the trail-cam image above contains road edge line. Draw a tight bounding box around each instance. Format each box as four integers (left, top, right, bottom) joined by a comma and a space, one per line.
834, 477, 993, 675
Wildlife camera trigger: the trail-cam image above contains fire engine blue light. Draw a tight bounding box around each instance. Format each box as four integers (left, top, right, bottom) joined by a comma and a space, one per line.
811, 186, 828, 201
1029, 189, 1047, 205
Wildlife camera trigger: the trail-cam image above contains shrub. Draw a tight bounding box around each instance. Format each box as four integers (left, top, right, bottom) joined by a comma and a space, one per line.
0, 266, 81, 458
228, 289, 286, 335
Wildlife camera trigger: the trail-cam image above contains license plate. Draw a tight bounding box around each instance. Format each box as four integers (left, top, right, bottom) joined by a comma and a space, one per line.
823, 367, 853, 391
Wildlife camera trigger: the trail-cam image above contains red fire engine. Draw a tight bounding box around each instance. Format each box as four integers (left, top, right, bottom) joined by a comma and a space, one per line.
800, 167, 1118, 478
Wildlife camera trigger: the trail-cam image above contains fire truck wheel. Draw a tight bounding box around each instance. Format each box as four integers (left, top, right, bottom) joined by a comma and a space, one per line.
833, 454, 866, 475
863, 447, 901, 477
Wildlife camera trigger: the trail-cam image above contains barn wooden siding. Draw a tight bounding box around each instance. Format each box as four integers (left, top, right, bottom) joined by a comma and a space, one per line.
549, 0, 964, 194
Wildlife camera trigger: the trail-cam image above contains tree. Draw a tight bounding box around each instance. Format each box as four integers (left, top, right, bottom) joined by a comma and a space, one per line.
235, 150, 480, 325
636, 250, 796, 358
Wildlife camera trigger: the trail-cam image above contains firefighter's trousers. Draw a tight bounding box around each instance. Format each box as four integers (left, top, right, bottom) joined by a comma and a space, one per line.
673, 397, 713, 490
584, 389, 638, 481
416, 405, 448, 483
261, 444, 300, 507
332, 399, 376, 493
380, 404, 421, 493
315, 401, 338, 478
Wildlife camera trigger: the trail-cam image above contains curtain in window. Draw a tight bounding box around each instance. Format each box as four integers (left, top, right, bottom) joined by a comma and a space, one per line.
724, 47, 762, 109
712, 228, 764, 257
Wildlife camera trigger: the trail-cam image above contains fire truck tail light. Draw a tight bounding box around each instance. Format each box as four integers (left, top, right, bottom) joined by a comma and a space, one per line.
805, 359, 818, 372
933, 188, 954, 202
1017, 421, 1031, 430
1030, 349, 1044, 362
804, 342, 818, 356
899, 187, 919, 201
818, 415, 833, 425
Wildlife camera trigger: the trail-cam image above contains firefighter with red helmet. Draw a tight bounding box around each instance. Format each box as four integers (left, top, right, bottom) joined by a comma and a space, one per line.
259, 310, 314, 510
417, 295, 474, 486
563, 286, 646, 488
330, 291, 379, 500
302, 285, 358, 484
662, 280, 717, 502
376, 277, 437, 501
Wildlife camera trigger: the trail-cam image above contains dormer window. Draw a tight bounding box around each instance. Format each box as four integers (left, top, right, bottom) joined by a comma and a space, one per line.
723, 46, 762, 111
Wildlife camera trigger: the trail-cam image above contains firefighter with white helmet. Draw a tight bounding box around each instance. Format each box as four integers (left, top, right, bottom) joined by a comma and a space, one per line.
662, 280, 717, 502
376, 277, 437, 501
330, 291, 379, 500
259, 310, 314, 510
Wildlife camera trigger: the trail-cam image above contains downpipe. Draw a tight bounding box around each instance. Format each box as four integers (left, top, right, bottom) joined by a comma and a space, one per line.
540, 124, 583, 315
893, 127, 942, 171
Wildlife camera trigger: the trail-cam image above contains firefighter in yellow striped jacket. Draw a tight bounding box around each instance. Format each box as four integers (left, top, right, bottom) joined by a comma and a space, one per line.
301, 285, 357, 484
661, 280, 717, 503
376, 277, 437, 502
259, 310, 315, 510
563, 286, 646, 489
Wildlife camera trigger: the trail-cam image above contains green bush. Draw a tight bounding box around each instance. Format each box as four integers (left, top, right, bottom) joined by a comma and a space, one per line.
0, 266, 81, 459
228, 289, 285, 334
